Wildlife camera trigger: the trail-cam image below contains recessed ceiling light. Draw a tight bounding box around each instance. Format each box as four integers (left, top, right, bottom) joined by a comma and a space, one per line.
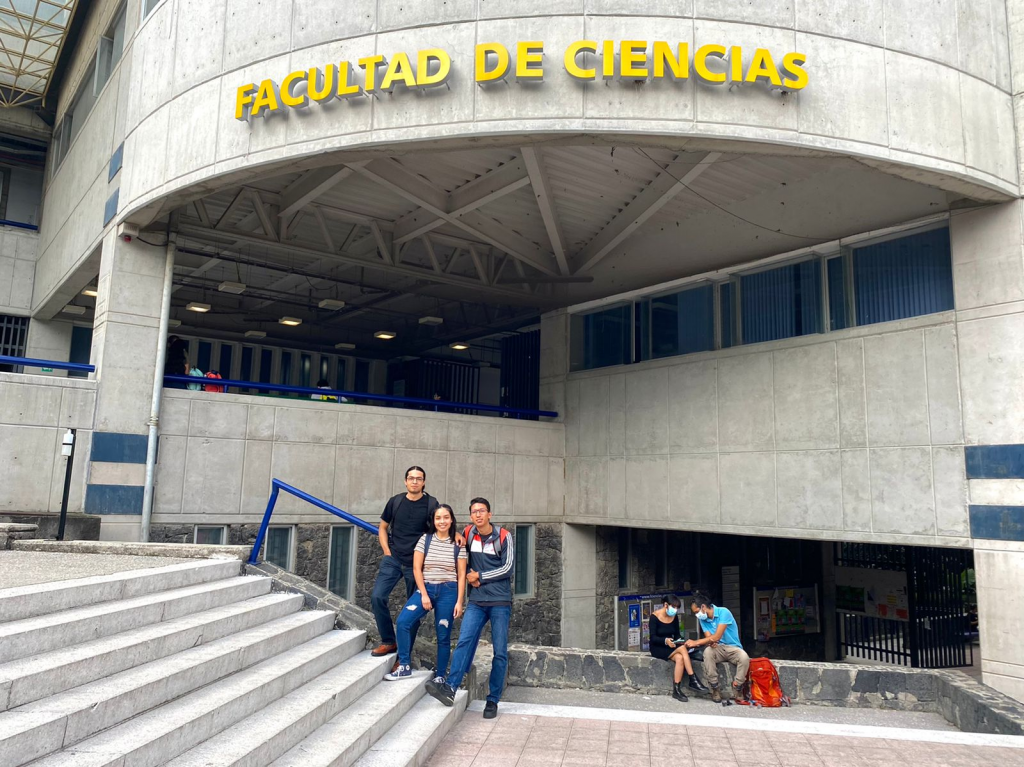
419, 316, 443, 326
81, 287, 99, 297
218, 281, 246, 294
186, 302, 211, 313
279, 316, 302, 327
450, 342, 470, 351
168, 319, 181, 328
245, 330, 267, 339
318, 298, 346, 310
335, 342, 356, 350
374, 330, 396, 340
61, 305, 86, 315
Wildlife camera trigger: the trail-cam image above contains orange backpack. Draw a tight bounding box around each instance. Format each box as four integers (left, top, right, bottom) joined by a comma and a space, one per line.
735, 658, 791, 708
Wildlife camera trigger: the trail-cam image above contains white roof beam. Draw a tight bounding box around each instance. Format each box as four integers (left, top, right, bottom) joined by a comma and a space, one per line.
278, 166, 352, 220
521, 146, 570, 276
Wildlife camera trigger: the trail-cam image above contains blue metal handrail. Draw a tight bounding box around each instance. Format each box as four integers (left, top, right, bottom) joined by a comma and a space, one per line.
164, 374, 558, 419
250, 478, 377, 564
0, 220, 39, 231
0, 355, 95, 373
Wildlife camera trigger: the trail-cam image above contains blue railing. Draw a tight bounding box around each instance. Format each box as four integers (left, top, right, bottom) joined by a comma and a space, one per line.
250, 479, 377, 564
164, 374, 557, 419
0, 220, 39, 231
0, 355, 95, 373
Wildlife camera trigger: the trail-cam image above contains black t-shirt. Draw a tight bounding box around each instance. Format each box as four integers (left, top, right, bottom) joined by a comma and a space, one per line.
381, 494, 431, 565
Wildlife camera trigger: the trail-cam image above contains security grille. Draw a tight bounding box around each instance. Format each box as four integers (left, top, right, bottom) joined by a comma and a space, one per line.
0, 314, 28, 372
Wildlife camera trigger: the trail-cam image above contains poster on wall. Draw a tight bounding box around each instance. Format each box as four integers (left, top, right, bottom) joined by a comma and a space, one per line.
628, 604, 640, 629
835, 566, 910, 622
616, 592, 691, 653
628, 628, 641, 649
753, 585, 821, 640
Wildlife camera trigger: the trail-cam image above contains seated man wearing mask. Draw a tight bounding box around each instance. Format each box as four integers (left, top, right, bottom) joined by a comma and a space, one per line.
686, 590, 750, 702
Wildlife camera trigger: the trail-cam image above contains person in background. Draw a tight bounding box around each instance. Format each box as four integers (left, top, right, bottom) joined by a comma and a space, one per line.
164, 336, 188, 389
649, 595, 709, 702
687, 590, 750, 702
384, 503, 467, 682
312, 378, 337, 402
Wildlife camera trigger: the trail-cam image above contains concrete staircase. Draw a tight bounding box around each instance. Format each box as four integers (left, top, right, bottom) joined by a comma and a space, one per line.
0, 558, 467, 767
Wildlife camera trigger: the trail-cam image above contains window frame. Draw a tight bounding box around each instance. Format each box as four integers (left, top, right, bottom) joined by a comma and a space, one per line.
96, 2, 127, 95
194, 525, 227, 546
264, 525, 295, 571
569, 301, 634, 372
638, 280, 716, 362
327, 524, 356, 601
513, 524, 535, 599
142, 0, 164, 21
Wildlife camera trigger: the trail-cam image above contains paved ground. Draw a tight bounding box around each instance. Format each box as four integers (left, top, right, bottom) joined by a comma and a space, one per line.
426, 699, 1024, 767
0, 550, 190, 588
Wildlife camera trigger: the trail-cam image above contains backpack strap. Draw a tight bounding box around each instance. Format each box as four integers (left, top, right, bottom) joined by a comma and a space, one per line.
422, 533, 432, 559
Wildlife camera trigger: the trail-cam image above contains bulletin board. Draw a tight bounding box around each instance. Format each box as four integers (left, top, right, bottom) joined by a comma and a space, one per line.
834, 566, 910, 622
753, 585, 821, 640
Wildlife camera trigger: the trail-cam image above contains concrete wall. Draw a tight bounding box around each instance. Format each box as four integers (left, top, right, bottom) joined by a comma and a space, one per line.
0, 226, 38, 315
0, 372, 95, 514
152, 390, 565, 526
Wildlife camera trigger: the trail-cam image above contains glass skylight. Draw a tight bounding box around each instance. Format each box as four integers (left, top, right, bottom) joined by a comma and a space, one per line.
0, 0, 77, 107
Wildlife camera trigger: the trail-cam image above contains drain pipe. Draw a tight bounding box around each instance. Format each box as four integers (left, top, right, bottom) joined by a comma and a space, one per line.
141, 233, 176, 543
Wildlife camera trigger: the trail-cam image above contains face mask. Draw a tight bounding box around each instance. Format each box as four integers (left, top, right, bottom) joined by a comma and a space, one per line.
696, 610, 708, 621
666, 606, 677, 617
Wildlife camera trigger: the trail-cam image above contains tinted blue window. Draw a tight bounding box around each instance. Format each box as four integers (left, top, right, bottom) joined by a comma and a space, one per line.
68, 325, 93, 379
218, 345, 233, 379
300, 353, 312, 388
259, 349, 273, 383
640, 284, 714, 360
280, 352, 292, 386
853, 227, 953, 326
240, 347, 253, 381
827, 257, 849, 331
719, 282, 734, 349
740, 260, 822, 344
571, 304, 631, 371
196, 341, 212, 373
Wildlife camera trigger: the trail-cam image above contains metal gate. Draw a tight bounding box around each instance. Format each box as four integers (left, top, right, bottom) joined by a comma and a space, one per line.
500, 330, 539, 419
0, 314, 28, 372
835, 543, 974, 669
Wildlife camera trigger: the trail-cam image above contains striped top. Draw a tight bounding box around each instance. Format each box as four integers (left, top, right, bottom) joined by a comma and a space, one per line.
414, 534, 467, 583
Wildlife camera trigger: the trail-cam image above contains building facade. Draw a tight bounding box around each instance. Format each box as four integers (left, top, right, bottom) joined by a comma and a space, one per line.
2, 0, 1024, 701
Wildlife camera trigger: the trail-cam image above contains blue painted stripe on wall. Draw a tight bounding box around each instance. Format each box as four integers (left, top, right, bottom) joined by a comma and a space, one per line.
965, 445, 1024, 479
969, 505, 1024, 541
91, 432, 149, 464
109, 142, 124, 181
85, 484, 144, 515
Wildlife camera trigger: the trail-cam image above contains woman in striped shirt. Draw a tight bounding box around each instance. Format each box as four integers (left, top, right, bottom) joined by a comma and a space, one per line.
385, 503, 468, 681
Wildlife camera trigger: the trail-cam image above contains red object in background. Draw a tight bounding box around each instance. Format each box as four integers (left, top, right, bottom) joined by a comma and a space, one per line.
203, 371, 224, 393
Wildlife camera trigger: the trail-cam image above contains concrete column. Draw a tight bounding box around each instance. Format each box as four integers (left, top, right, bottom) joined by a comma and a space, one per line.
561, 523, 597, 648
23, 319, 74, 377
539, 308, 569, 419
86, 231, 172, 541
975, 545, 1024, 702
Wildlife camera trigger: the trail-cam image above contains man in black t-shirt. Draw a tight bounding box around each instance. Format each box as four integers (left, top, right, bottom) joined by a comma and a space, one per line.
370, 466, 439, 659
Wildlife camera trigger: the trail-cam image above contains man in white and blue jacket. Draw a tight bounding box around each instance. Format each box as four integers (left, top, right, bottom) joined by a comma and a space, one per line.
424, 496, 513, 719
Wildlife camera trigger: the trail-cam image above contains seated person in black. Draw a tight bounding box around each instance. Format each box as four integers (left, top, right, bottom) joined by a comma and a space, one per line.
650, 595, 709, 702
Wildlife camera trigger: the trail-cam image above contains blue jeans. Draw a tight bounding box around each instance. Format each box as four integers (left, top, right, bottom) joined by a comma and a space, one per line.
371, 555, 418, 646
396, 581, 459, 673
444, 602, 511, 704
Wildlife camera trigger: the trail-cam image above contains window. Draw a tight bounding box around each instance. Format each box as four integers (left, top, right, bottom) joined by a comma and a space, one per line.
265, 526, 294, 570
68, 325, 93, 379
96, 4, 127, 92
327, 526, 355, 600
514, 525, 534, 597
0, 314, 28, 372
196, 341, 212, 374
259, 348, 273, 384
219, 344, 233, 382
617, 528, 631, 590
300, 353, 312, 388
336, 357, 347, 390
51, 62, 99, 172
194, 525, 226, 545
739, 259, 822, 345
142, 0, 163, 19
639, 284, 714, 361
718, 282, 735, 349
355, 358, 370, 392
570, 303, 632, 372
826, 256, 849, 331
280, 351, 292, 386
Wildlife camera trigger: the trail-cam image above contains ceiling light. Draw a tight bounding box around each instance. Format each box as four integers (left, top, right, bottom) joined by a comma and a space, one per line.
374, 330, 396, 340
279, 316, 302, 327
168, 319, 181, 328
61, 305, 86, 315
218, 281, 246, 294
419, 316, 443, 326
81, 287, 98, 297
335, 342, 356, 350
318, 298, 346, 310
450, 342, 470, 351
186, 302, 211, 313
245, 330, 267, 339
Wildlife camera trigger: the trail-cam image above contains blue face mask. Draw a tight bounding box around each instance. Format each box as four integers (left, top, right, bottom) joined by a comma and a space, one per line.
666, 606, 678, 617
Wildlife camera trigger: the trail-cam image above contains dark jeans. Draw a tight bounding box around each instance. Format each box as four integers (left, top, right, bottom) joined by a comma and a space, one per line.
371, 555, 418, 647
396, 580, 459, 673
444, 602, 511, 704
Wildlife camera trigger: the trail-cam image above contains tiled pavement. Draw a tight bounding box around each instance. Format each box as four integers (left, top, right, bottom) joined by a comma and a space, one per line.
425, 707, 1024, 767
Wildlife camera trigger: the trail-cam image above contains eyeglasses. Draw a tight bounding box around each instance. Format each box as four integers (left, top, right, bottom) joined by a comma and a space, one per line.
406, 477, 425, 483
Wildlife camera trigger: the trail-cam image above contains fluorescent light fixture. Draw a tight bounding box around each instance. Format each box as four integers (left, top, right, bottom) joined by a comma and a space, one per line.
81, 287, 99, 297
245, 330, 267, 339
218, 281, 246, 294
279, 316, 302, 327
450, 342, 470, 351
168, 319, 181, 328
318, 298, 346, 310
186, 302, 211, 313
419, 316, 443, 326
374, 330, 396, 340
335, 342, 356, 350
61, 305, 86, 315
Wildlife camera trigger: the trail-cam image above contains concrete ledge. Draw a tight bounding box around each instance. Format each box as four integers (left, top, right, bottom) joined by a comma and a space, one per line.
506, 645, 1024, 736
0, 523, 39, 550
0, 512, 100, 540
11, 539, 249, 560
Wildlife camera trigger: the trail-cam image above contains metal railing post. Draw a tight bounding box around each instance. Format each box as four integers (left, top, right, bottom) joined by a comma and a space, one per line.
249, 483, 281, 564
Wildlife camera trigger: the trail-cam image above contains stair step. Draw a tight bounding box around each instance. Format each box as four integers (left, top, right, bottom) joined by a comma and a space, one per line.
0, 576, 269, 664
351, 691, 468, 767
0, 608, 331, 767
0, 559, 241, 623
269, 671, 430, 767
27, 629, 365, 767
0, 589, 297, 712
164, 651, 396, 767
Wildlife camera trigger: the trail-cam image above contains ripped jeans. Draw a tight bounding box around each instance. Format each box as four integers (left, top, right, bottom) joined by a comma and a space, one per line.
395, 580, 459, 674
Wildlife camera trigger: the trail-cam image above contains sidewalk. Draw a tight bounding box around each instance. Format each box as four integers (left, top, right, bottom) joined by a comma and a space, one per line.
425, 700, 1024, 767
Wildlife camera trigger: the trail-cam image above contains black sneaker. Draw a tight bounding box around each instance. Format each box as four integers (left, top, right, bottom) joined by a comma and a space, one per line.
425, 678, 455, 707
483, 700, 498, 719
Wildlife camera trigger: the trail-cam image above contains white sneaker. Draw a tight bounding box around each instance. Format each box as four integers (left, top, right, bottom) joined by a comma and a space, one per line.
432, 675, 446, 685
384, 664, 412, 681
